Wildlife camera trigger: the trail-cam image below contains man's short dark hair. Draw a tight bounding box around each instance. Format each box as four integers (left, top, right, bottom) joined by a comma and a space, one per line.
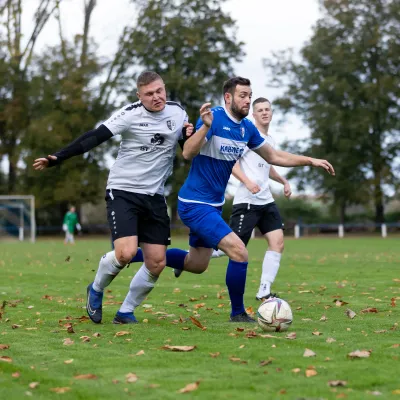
223, 77, 251, 98
137, 71, 163, 88
252, 97, 271, 108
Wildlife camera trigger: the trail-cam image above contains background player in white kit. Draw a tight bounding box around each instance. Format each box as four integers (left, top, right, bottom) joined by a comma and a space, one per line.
210, 97, 291, 300
33, 71, 193, 324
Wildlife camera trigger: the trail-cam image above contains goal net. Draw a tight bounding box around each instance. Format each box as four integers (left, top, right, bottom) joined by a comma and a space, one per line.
0, 195, 36, 242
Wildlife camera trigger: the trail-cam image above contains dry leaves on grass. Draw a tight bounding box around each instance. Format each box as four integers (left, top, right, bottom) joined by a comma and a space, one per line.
50, 387, 70, 393
162, 345, 196, 352
12, 324, 22, 329
115, 331, 130, 337
0, 344, 10, 350
126, 373, 138, 383
303, 348, 316, 357
189, 316, 206, 330
80, 336, 91, 343
345, 309, 356, 319
178, 381, 200, 393
292, 368, 301, 373
74, 374, 97, 380
328, 380, 347, 387
312, 331, 323, 336
210, 352, 220, 358
347, 350, 371, 359
136, 350, 145, 356
391, 298, 397, 307
320, 315, 328, 321
305, 369, 318, 377
334, 300, 349, 307
286, 332, 297, 340
259, 360, 272, 367
326, 337, 336, 343
92, 332, 101, 337
229, 357, 247, 364
12, 372, 20, 378
64, 359, 73, 364
0, 356, 12, 363
360, 308, 378, 313
391, 344, 400, 348
29, 382, 39, 389
63, 338, 74, 346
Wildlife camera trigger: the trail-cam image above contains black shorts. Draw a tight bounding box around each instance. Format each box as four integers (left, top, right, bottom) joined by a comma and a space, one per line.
105, 189, 171, 245
229, 202, 283, 246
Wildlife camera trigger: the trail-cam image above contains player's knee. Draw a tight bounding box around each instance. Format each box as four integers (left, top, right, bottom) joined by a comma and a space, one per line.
116, 247, 136, 265
231, 242, 248, 263
270, 238, 284, 253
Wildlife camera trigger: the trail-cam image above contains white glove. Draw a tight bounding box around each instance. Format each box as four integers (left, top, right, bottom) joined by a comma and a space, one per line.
76, 223, 82, 231
62, 224, 67, 232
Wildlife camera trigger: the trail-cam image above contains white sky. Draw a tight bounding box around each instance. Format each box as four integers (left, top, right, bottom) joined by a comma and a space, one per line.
14, 0, 321, 193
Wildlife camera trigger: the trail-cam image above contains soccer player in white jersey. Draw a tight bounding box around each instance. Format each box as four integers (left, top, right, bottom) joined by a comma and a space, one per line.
33, 71, 193, 324
148, 77, 334, 323
210, 97, 291, 301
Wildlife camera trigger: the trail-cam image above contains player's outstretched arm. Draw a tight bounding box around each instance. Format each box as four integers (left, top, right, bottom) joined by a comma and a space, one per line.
254, 143, 335, 175
232, 161, 261, 194
269, 166, 292, 198
33, 124, 113, 170
182, 103, 213, 160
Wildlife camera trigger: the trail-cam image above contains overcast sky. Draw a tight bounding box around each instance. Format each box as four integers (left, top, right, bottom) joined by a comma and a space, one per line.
20, 0, 321, 193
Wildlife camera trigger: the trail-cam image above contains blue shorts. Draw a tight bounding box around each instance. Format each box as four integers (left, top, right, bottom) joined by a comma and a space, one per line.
178, 200, 232, 249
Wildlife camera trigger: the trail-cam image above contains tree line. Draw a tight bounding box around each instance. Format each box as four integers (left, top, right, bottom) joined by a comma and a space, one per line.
0, 0, 399, 228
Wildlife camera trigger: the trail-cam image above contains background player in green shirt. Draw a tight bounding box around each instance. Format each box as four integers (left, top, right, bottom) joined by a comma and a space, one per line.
63, 206, 81, 244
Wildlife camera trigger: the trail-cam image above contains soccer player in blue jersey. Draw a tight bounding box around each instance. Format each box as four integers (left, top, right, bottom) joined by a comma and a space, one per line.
125, 77, 334, 323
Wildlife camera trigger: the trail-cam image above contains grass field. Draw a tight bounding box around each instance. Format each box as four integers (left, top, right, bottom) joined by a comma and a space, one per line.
0, 237, 399, 400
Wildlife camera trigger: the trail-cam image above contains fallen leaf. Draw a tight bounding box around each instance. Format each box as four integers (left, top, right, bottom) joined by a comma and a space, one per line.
210, 352, 220, 358
239, 345, 245, 349
328, 380, 347, 387
194, 303, 205, 309
50, 387, 70, 393
312, 331, 323, 336
189, 316, 206, 330
74, 374, 97, 380
229, 357, 242, 362
178, 381, 200, 393
246, 306, 254, 316
392, 390, 400, 394
367, 391, 382, 396
112, 379, 119, 384
292, 368, 301, 373
391, 298, 396, 307
92, 332, 101, 337
326, 337, 336, 343
305, 369, 318, 377
360, 308, 378, 313
303, 348, 316, 357
259, 360, 272, 366
80, 336, 91, 342
63, 338, 74, 346
320, 315, 328, 321
136, 350, 145, 356
0, 356, 12, 363
65, 256, 70, 262
391, 344, 400, 348
12, 324, 22, 329
115, 331, 130, 337
236, 327, 245, 332
279, 389, 287, 394
29, 382, 39, 389
162, 345, 196, 352
126, 373, 138, 383
345, 309, 356, 319
64, 359, 73, 364
334, 300, 349, 307
374, 330, 386, 334
347, 350, 371, 359
336, 394, 347, 398
0, 344, 10, 350
245, 331, 258, 338
286, 332, 297, 340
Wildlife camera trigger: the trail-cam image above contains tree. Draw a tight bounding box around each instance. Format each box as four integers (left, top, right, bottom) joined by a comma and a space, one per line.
124, 0, 245, 222
264, 0, 400, 223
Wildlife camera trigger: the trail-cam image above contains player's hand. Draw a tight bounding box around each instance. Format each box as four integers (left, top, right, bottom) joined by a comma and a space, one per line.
33, 155, 57, 170
310, 158, 335, 175
245, 180, 261, 194
199, 103, 213, 127
283, 182, 292, 198
184, 122, 194, 137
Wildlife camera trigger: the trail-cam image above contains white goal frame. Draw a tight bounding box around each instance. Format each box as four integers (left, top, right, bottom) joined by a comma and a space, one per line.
0, 195, 36, 242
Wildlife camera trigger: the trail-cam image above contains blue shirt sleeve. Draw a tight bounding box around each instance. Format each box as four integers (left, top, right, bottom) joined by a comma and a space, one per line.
247, 122, 266, 150
196, 116, 213, 141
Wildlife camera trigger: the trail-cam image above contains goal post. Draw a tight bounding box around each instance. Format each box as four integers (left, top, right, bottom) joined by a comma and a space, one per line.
0, 195, 36, 242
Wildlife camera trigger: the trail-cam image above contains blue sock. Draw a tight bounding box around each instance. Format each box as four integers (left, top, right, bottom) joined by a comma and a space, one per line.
166, 248, 188, 270
130, 248, 144, 263
226, 259, 248, 317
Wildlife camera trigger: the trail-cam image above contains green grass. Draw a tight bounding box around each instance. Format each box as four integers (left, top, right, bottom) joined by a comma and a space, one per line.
0, 237, 399, 400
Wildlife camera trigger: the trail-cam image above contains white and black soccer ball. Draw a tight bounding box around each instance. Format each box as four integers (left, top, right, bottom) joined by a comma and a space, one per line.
257, 297, 293, 332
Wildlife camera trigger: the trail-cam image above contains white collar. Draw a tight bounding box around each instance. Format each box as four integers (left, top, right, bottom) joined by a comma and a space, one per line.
223, 107, 241, 124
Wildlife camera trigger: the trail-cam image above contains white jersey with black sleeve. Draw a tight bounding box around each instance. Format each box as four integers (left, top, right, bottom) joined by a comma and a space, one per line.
233, 132, 276, 206
103, 101, 188, 196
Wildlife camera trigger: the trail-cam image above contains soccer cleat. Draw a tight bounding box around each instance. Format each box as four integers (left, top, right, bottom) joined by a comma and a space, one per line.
86, 283, 103, 324
113, 311, 138, 324
229, 312, 257, 323
256, 292, 277, 302
174, 268, 183, 278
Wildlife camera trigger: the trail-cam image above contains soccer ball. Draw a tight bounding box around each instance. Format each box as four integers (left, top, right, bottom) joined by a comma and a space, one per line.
257, 297, 293, 332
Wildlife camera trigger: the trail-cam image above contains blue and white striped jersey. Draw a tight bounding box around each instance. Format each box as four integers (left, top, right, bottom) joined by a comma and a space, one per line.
178, 107, 266, 206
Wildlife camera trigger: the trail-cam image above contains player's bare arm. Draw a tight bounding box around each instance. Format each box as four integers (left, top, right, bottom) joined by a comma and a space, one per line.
254, 143, 335, 175
182, 103, 213, 160
33, 125, 113, 170
231, 161, 261, 194
269, 166, 292, 198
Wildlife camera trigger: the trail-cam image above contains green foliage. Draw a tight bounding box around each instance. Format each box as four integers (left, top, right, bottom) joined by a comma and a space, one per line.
264, 0, 400, 223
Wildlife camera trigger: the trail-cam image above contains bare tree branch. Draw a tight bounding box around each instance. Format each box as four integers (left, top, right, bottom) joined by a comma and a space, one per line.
55, 0, 68, 62
80, 0, 96, 67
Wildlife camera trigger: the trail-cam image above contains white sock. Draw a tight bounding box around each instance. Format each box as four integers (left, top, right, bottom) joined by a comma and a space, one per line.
211, 249, 226, 258
92, 251, 123, 292
119, 264, 158, 313
257, 251, 282, 295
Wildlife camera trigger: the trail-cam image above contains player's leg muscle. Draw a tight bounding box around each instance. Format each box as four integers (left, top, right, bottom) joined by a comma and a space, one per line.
141, 243, 167, 276
218, 232, 248, 262
114, 236, 138, 265
265, 229, 284, 253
